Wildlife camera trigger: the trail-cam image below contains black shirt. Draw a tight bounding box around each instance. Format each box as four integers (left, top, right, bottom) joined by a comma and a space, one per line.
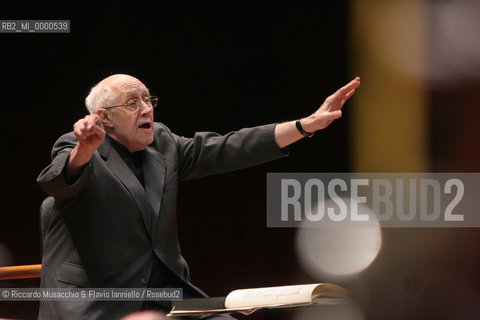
106, 135, 145, 186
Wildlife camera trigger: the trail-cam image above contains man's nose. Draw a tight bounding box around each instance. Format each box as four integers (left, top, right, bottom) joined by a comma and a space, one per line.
139, 100, 153, 115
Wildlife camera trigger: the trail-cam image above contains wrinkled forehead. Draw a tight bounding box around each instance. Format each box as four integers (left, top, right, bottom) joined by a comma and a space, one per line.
101, 75, 150, 101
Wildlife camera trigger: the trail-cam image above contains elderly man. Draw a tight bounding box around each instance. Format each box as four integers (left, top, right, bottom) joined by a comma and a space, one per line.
37, 74, 360, 319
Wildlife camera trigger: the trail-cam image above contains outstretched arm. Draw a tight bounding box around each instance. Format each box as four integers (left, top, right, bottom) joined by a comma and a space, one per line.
274, 77, 360, 148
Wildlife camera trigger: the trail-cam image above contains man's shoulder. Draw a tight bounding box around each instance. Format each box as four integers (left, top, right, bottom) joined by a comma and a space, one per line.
153, 122, 170, 133
51, 131, 78, 152
152, 122, 176, 141
57, 131, 77, 142
151, 122, 185, 152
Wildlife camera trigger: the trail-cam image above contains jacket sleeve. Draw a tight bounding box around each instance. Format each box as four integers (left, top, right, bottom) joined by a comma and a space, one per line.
172, 123, 288, 181
37, 132, 91, 200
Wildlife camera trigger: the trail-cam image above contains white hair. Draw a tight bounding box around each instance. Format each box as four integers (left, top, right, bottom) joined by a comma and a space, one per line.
85, 83, 115, 114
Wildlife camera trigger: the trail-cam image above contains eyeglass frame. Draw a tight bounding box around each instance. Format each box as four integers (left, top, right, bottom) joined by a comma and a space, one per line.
102, 95, 159, 112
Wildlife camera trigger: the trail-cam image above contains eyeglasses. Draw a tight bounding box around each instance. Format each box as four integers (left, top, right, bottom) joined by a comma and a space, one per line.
103, 96, 159, 113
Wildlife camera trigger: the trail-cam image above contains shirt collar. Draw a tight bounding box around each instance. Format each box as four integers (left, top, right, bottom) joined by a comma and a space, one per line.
106, 135, 143, 161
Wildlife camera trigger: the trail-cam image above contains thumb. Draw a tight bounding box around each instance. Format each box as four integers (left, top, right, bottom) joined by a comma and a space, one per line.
326, 110, 342, 120
319, 110, 342, 129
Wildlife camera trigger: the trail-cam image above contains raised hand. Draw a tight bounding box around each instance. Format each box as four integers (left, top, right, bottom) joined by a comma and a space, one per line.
67, 114, 106, 178
274, 77, 360, 148
304, 77, 360, 132
73, 114, 106, 153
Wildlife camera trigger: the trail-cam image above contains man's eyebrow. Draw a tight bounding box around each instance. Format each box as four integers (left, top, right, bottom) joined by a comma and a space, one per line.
124, 89, 150, 100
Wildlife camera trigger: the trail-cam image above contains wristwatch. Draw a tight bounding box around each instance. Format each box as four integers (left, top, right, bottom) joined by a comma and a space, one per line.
295, 119, 315, 138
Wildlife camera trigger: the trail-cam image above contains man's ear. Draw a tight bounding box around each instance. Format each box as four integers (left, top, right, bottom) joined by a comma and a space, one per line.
96, 109, 114, 129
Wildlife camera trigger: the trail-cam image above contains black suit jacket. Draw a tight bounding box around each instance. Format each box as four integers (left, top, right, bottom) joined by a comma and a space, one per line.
37, 122, 286, 320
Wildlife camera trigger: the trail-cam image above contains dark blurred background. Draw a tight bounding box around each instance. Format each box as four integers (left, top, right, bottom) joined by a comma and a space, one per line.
0, 1, 479, 319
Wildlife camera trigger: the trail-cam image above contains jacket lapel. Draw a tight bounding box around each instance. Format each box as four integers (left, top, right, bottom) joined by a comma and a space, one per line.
142, 146, 166, 235
98, 140, 152, 235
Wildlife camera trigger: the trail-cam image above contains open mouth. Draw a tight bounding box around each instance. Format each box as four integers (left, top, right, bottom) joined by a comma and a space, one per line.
138, 122, 152, 129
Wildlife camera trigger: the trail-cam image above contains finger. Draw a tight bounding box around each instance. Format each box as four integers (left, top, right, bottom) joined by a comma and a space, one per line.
318, 110, 342, 129
79, 115, 100, 135
73, 122, 88, 142
86, 114, 100, 131
80, 120, 97, 138
336, 80, 360, 98
91, 114, 101, 125
341, 88, 356, 104
74, 120, 88, 135
95, 115, 105, 130
91, 123, 106, 137
329, 110, 342, 120
79, 127, 91, 139
336, 77, 361, 97
320, 110, 342, 123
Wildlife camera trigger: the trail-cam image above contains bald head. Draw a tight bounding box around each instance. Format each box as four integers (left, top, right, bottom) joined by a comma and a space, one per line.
85, 74, 146, 114
98, 74, 142, 90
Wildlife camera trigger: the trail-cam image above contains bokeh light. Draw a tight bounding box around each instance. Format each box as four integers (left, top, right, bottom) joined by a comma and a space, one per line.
296, 199, 382, 281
